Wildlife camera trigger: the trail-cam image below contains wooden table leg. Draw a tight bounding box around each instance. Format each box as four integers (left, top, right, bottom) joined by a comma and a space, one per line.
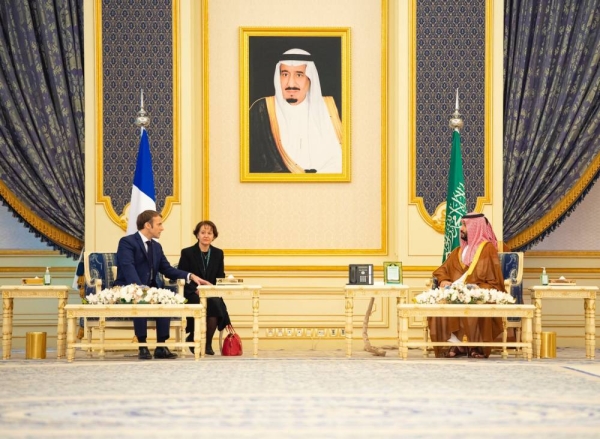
194, 315, 201, 361
200, 296, 207, 358
591, 297, 596, 360
2, 298, 13, 360
345, 292, 354, 358
585, 297, 596, 359
501, 318, 508, 359
57, 296, 67, 359
523, 315, 532, 361
66, 314, 76, 362
422, 324, 429, 358
252, 292, 259, 358
396, 297, 403, 357
99, 317, 106, 358
534, 297, 542, 359
397, 306, 402, 358
400, 314, 409, 360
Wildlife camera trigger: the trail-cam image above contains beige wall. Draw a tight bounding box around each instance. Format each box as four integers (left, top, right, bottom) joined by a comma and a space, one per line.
207, 3, 382, 254
3, 0, 596, 352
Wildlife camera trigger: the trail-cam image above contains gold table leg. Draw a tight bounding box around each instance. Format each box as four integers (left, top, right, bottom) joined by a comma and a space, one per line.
252, 293, 259, 358
585, 298, 596, 359
534, 297, 542, 359
66, 315, 76, 362
2, 298, 13, 360
399, 314, 409, 360
522, 315, 533, 361
57, 296, 67, 359
200, 296, 207, 358
194, 315, 201, 361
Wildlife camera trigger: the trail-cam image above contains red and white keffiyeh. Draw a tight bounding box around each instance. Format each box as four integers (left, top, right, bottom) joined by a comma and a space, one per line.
460, 213, 498, 266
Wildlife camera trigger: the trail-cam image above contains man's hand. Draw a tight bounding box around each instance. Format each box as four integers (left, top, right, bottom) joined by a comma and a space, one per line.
190, 274, 211, 285
439, 280, 452, 288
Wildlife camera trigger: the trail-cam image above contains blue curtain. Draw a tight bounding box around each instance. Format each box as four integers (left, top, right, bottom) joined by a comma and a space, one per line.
0, 0, 84, 257
503, 0, 600, 250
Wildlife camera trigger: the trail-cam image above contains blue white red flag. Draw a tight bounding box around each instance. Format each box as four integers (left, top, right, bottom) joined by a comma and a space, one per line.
126, 127, 156, 235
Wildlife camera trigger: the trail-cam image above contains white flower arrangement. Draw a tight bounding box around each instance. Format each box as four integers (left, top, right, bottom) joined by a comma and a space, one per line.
85, 284, 186, 305
414, 284, 516, 305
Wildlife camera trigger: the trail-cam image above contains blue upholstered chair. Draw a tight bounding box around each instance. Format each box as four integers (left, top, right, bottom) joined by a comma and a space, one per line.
498, 251, 525, 357
83, 252, 186, 356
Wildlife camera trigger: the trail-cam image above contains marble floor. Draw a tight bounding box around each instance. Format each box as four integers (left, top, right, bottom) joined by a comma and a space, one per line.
1, 346, 599, 438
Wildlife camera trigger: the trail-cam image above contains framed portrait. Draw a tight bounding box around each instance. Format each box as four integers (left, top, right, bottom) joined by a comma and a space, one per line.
240, 28, 351, 182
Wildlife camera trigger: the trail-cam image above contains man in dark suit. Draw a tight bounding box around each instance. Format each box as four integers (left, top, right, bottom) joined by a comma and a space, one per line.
114, 209, 205, 359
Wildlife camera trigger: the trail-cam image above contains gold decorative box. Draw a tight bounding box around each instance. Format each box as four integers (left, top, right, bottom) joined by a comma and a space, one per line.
22, 277, 44, 285
217, 276, 243, 284
549, 276, 576, 286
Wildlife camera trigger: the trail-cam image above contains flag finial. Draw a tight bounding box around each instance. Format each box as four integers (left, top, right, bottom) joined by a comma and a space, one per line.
449, 88, 464, 132
455, 88, 459, 111
135, 89, 150, 128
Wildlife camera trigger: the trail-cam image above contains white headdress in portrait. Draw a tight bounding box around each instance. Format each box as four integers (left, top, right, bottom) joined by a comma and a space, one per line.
273, 48, 342, 173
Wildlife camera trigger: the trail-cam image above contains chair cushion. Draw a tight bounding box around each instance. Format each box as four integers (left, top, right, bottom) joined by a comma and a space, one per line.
499, 252, 524, 304
85, 253, 118, 296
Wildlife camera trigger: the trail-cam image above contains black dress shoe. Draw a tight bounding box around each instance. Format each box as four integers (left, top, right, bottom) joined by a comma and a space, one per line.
138, 347, 152, 360
154, 347, 178, 359
205, 346, 215, 356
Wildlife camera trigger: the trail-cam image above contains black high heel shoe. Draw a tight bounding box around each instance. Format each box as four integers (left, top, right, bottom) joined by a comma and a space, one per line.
205, 345, 215, 355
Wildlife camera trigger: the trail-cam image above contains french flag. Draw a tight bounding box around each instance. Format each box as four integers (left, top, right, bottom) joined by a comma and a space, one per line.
126, 127, 156, 234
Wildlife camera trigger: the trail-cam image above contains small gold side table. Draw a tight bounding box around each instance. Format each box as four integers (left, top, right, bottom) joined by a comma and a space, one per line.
530, 285, 598, 359
1, 285, 70, 360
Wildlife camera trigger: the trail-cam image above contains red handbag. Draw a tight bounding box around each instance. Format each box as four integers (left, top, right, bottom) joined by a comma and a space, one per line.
221, 325, 243, 356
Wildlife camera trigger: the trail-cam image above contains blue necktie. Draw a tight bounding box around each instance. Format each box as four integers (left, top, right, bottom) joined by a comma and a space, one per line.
147, 240, 154, 285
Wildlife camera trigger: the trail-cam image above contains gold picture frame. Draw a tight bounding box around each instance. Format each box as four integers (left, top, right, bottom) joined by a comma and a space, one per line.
240, 27, 351, 182
383, 262, 402, 284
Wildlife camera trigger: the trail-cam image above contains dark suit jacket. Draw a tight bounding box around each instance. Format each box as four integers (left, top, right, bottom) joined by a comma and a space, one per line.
114, 232, 189, 287
178, 244, 224, 299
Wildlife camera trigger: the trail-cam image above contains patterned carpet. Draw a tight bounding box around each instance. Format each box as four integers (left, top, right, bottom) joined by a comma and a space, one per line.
1, 347, 599, 438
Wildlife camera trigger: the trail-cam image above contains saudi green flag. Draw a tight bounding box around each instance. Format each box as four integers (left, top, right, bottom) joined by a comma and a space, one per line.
442, 129, 467, 261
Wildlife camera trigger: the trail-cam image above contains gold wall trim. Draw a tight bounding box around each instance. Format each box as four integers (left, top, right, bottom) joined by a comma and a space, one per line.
408, 0, 493, 232
506, 153, 600, 249
95, 0, 181, 231
202, 0, 388, 256
225, 264, 437, 273
202, 0, 210, 216
0, 267, 76, 273
525, 251, 600, 258
0, 180, 82, 253
523, 267, 600, 275
380, 0, 389, 255
0, 250, 60, 256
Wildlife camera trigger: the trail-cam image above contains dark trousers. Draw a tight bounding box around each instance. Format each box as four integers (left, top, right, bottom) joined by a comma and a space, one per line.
134, 317, 171, 342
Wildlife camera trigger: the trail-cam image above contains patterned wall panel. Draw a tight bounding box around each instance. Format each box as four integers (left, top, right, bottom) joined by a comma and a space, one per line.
101, 0, 174, 215
415, 0, 486, 214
